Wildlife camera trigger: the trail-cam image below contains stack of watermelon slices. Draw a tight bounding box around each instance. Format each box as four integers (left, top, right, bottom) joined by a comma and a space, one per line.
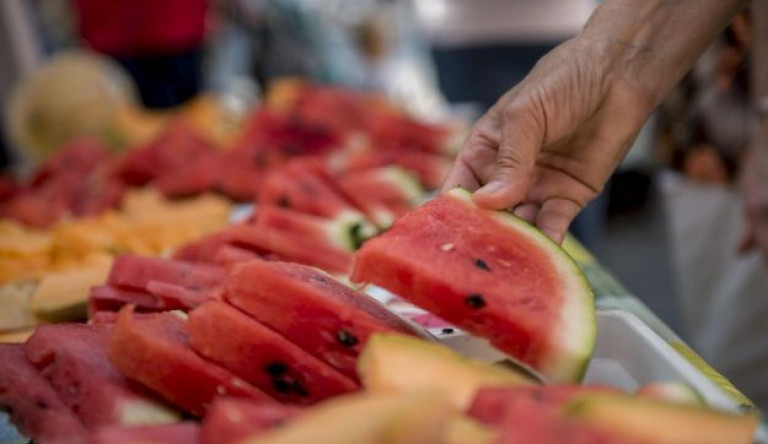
173, 159, 424, 275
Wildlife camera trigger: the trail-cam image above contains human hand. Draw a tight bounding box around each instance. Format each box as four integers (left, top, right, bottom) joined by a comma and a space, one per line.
441, 0, 745, 244
738, 122, 768, 258
442, 37, 653, 243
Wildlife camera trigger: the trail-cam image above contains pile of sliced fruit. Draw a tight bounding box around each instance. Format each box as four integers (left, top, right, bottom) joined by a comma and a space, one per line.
0, 188, 759, 444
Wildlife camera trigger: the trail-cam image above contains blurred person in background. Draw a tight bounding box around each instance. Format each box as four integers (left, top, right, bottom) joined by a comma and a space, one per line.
442, 0, 768, 409
67, 0, 208, 108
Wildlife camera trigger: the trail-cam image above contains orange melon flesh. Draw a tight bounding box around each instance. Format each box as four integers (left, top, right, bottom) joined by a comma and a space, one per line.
567, 393, 759, 444
351, 188, 595, 382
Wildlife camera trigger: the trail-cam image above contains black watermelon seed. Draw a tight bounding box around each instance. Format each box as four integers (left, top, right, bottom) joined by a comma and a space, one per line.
277, 196, 291, 208
474, 258, 491, 272
349, 223, 365, 250
441, 328, 454, 334
292, 382, 310, 398
465, 294, 486, 309
265, 362, 288, 377
336, 330, 359, 347
272, 379, 292, 394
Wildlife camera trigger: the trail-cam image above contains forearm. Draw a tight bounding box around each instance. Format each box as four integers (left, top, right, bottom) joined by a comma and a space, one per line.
753, 0, 768, 109
579, 0, 747, 108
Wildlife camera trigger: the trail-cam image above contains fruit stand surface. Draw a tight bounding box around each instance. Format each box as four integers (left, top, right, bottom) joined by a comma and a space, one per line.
0, 238, 757, 444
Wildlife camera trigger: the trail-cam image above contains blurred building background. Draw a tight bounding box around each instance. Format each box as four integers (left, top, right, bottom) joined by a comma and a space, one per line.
1, 0, 766, 409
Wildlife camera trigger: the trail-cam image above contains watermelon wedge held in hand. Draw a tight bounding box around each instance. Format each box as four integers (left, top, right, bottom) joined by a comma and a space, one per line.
351, 188, 596, 383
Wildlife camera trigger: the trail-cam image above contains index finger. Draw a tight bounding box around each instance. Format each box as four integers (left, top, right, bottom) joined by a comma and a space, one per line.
441, 155, 482, 193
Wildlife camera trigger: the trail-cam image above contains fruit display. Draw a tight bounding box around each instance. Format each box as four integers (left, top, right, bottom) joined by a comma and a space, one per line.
0, 81, 760, 444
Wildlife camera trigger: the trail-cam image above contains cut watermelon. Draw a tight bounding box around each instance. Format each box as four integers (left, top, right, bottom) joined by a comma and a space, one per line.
88, 286, 163, 317
494, 392, 642, 444
335, 166, 423, 227
24, 323, 179, 429
225, 261, 421, 380
201, 398, 301, 444
108, 255, 226, 292
351, 188, 596, 383
108, 307, 274, 416
0, 344, 89, 444
253, 205, 369, 251
212, 245, 261, 265
468, 386, 620, 426
258, 163, 375, 238
226, 224, 354, 274
188, 301, 358, 404
90, 422, 200, 444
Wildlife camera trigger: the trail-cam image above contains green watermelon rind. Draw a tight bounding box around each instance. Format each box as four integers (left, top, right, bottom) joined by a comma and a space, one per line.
331, 211, 379, 251
447, 187, 597, 383
377, 166, 425, 205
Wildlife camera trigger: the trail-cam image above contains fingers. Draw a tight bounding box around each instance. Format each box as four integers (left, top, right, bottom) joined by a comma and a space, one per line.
441, 155, 481, 194
535, 198, 583, 244
513, 203, 539, 224
473, 99, 543, 210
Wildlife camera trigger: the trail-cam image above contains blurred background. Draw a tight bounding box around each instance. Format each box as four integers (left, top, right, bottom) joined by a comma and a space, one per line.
0, 0, 766, 408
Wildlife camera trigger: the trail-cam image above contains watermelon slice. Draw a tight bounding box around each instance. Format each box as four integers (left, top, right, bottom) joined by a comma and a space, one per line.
253, 205, 368, 251
227, 224, 354, 274
188, 301, 358, 404
335, 166, 423, 227
108, 255, 226, 293
468, 386, 620, 426
258, 162, 375, 238
0, 344, 89, 444
88, 285, 164, 317
90, 423, 201, 444
225, 261, 421, 380
493, 391, 642, 444
201, 398, 301, 444
351, 188, 596, 383
24, 323, 179, 429
108, 307, 274, 416
212, 245, 261, 265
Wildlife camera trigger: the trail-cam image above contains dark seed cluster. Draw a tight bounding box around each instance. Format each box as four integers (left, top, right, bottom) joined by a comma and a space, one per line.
336, 329, 360, 347
474, 258, 491, 272
264, 361, 310, 398
465, 294, 486, 309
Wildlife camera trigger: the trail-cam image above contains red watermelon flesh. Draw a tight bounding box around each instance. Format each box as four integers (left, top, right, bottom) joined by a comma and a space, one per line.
212, 245, 261, 266
145, 281, 218, 310
332, 148, 450, 190
88, 286, 164, 317
90, 422, 200, 444
495, 394, 645, 444
225, 224, 354, 274
108, 255, 226, 293
335, 166, 423, 227
201, 398, 301, 444
154, 155, 220, 198
0, 344, 89, 444
173, 231, 235, 263
253, 205, 369, 251
351, 188, 596, 383
24, 323, 178, 429
225, 260, 421, 380
468, 386, 621, 426
258, 164, 365, 221
108, 307, 274, 417
188, 301, 358, 404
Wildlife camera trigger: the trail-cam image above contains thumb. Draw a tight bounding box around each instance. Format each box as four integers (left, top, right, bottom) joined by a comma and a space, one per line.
473, 100, 544, 209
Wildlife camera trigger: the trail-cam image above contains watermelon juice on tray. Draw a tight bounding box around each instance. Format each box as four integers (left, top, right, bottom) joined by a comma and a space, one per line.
224, 260, 422, 380
108, 307, 274, 416
352, 187, 596, 383
24, 323, 179, 429
0, 344, 89, 444
188, 301, 358, 404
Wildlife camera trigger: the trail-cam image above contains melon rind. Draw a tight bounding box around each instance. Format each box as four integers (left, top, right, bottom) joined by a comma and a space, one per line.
332, 211, 378, 251
447, 187, 596, 383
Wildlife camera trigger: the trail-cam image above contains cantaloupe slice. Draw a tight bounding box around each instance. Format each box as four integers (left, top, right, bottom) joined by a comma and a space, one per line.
444, 416, 497, 444
358, 333, 532, 409
240, 392, 451, 444
566, 393, 758, 444
30, 256, 112, 321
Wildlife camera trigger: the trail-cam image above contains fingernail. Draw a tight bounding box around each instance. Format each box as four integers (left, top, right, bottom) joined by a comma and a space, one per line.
475, 181, 505, 196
